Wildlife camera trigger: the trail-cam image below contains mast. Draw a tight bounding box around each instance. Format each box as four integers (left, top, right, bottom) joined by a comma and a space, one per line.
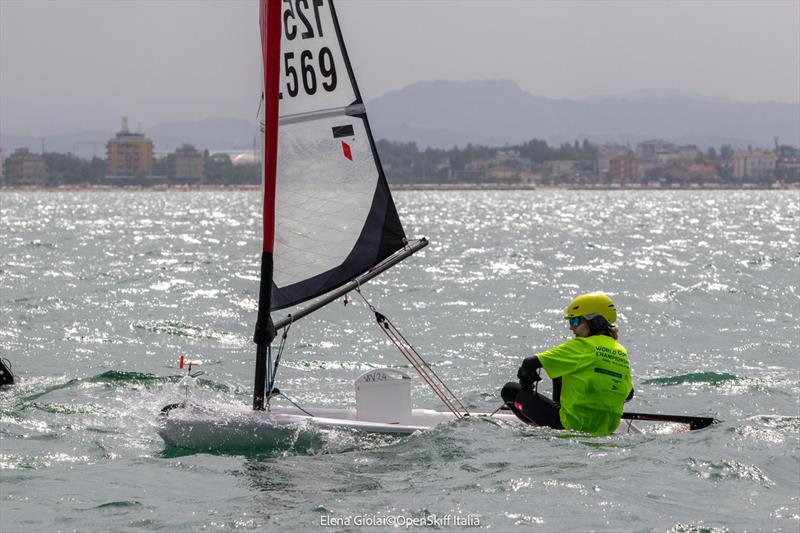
250, 0, 426, 407
253, 0, 282, 410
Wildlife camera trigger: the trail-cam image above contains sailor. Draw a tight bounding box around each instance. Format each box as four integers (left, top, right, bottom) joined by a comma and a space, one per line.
501, 292, 634, 436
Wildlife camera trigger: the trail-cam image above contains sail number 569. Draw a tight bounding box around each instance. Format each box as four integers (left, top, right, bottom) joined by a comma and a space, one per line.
284, 48, 337, 97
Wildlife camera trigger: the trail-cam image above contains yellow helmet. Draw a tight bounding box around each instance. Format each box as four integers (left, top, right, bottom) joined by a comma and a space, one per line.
564, 292, 617, 324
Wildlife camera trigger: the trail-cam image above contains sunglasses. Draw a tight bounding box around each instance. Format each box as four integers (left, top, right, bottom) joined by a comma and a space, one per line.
567, 317, 582, 328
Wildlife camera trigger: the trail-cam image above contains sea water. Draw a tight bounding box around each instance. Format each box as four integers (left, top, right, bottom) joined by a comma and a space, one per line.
0, 189, 798, 532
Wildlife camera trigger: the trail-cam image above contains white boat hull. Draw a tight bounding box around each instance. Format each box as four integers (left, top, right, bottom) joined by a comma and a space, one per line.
157, 402, 641, 451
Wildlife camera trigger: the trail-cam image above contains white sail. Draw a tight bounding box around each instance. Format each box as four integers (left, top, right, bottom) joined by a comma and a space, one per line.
267, 0, 405, 309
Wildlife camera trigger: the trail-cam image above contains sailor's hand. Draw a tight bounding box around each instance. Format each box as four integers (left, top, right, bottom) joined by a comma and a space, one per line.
517, 366, 542, 388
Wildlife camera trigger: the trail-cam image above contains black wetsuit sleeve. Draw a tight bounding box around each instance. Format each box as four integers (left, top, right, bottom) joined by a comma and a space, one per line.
522, 357, 561, 403
626, 386, 634, 402
521, 356, 543, 370
552, 377, 562, 404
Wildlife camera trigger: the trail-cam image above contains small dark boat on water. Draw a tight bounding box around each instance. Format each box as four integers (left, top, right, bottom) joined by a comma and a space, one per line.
0, 357, 15, 387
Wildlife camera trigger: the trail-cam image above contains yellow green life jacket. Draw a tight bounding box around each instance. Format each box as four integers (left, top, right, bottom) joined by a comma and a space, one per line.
538, 335, 632, 436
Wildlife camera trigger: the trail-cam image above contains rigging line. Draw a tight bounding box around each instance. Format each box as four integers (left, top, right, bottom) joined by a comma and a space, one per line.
276, 390, 314, 417
377, 314, 468, 418
353, 287, 469, 418
354, 291, 465, 416
353, 278, 375, 313
352, 287, 444, 404
266, 345, 272, 407
367, 294, 470, 415
267, 316, 293, 399
489, 404, 506, 417
256, 92, 263, 120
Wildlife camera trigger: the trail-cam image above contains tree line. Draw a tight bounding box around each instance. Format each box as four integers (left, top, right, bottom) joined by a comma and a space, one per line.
7, 139, 791, 187
376, 138, 598, 183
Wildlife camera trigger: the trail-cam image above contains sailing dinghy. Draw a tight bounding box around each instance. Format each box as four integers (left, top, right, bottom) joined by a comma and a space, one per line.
157, 0, 510, 448
157, 0, 715, 450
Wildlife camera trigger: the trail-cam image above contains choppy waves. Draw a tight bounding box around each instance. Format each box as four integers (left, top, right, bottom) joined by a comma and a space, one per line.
1, 190, 798, 531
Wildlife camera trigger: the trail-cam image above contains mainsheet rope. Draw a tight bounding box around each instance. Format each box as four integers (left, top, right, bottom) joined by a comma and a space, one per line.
354, 284, 470, 419
266, 316, 292, 408
264, 316, 315, 417
262, 280, 471, 420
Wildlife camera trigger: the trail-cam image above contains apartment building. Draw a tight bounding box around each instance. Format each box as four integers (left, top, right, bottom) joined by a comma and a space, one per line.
167, 144, 205, 181
7, 148, 48, 184
106, 117, 154, 177
732, 149, 777, 178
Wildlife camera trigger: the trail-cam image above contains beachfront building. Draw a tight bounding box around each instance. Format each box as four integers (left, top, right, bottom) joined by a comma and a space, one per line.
106, 117, 154, 178
6, 148, 48, 185
495, 150, 520, 163
732, 149, 777, 178
636, 140, 675, 161
167, 144, 205, 182
596, 145, 628, 179
676, 145, 701, 162
550, 160, 579, 176
775, 145, 800, 182
608, 153, 642, 183
686, 163, 720, 183
435, 157, 453, 180
486, 165, 516, 181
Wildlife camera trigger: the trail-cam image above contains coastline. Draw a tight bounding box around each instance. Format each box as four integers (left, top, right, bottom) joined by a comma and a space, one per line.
1, 182, 798, 192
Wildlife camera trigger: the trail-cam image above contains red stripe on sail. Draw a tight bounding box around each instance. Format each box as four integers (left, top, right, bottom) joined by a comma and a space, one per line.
341, 141, 352, 161
260, 0, 281, 253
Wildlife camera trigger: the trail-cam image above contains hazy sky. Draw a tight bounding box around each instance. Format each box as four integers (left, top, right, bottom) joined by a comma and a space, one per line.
1, 0, 798, 135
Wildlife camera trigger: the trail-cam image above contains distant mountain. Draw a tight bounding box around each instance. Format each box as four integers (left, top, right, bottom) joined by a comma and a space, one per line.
586, 87, 729, 103
2, 81, 797, 156
366, 80, 800, 149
